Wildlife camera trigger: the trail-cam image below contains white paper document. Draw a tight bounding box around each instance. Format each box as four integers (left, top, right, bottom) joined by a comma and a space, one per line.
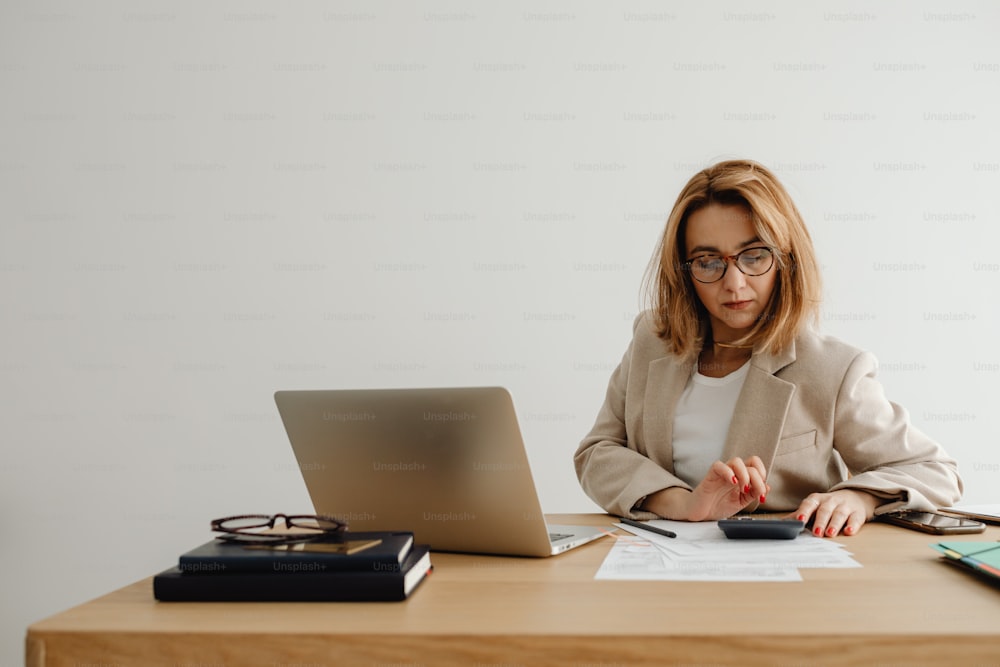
595, 519, 861, 582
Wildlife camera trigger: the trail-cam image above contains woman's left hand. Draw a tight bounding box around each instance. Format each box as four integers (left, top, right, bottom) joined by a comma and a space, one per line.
793, 489, 881, 537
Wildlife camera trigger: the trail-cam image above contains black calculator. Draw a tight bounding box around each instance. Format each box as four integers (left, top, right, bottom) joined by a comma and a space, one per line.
717, 517, 805, 540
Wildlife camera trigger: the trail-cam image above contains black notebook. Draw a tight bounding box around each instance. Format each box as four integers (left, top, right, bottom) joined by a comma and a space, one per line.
154, 545, 431, 602
178, 531, 414, 574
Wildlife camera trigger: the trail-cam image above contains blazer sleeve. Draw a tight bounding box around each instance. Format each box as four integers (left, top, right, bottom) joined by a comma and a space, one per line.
828, 351, 963, 513
573, 323, 692, 519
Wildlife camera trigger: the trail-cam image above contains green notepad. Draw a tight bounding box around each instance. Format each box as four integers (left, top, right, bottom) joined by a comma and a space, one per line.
932, 541, 1000, 582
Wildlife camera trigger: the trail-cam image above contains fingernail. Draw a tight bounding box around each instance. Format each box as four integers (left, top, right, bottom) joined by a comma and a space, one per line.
759, 495, 766, 503
826, 527, 835, 536
744, 485, 750, 493
813, 527, 821, 536
845, 526, 854, 535
796, 514, 805, 521
732, 476, 738, 484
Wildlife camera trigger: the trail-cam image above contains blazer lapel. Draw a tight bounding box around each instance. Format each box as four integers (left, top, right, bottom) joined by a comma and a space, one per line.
642, 354, 695, 472
722, 341, 797, 471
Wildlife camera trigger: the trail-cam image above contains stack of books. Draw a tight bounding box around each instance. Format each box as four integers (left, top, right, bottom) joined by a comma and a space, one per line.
932, 540, 1000, 587
153, 531, 431, 602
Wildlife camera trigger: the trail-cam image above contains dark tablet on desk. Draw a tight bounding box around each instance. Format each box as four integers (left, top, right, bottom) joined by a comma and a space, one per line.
717, 517, 805, 540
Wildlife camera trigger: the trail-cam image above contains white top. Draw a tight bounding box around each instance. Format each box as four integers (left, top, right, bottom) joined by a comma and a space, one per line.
671, 360, 751, 487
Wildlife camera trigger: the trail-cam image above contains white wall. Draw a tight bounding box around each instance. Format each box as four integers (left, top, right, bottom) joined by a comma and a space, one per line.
3, 1, 998, 663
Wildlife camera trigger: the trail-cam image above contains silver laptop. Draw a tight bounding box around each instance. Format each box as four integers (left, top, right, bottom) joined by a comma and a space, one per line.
274, 386, 607, 557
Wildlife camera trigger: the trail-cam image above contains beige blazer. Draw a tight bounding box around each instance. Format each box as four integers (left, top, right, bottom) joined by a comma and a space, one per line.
574, 312, 963, 519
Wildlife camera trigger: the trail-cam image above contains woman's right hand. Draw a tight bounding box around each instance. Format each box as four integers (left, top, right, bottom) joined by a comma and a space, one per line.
680, 456, 770, 521
639, 456, 769, 521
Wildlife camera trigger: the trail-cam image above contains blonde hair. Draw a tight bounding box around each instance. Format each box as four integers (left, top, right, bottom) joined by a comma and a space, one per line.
643, 159, 821, 357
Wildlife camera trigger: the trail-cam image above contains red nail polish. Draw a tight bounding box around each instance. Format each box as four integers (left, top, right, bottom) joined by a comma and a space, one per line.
813, 527, 821, 536
826, 527, 835, 536
744, 484, 750, 493
759, 495, 766, 503
732, 476, 738, 484
845, 526, 854, 535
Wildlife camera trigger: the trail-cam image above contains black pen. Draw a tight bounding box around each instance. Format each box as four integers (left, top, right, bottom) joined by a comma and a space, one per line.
620, 518, 677, 539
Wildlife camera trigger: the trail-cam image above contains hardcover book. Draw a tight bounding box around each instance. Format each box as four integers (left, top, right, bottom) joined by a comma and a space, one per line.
154, 545, 431, 602
178, 531, 414, 574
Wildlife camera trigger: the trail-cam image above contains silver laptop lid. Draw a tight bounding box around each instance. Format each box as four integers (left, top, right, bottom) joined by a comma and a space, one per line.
274, 387, 555, 556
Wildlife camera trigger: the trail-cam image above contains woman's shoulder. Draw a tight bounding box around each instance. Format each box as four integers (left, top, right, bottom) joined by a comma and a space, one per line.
631, 309, 671, 341
789, 328, 874, 373
631, 309, 657, 336
796, 328, 862, 355
630, 310, 681, 359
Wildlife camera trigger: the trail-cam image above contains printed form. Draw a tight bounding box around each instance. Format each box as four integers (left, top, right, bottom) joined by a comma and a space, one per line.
596, 519, 861, 582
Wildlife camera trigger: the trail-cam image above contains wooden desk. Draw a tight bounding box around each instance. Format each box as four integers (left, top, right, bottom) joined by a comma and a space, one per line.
26, 514, 1000, 666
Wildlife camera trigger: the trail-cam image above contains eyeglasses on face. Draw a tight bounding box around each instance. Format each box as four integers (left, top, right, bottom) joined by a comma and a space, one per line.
210, 513, 348, 543
684, 246, 775, 284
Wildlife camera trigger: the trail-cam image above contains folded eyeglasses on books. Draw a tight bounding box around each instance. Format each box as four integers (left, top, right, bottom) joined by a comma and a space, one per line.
211, 513, 348, 544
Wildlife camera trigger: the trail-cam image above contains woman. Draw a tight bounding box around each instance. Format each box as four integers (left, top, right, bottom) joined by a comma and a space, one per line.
574, 159, 962, 537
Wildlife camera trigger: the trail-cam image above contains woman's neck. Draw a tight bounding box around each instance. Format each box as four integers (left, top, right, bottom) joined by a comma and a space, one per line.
699, 339, 752, 378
